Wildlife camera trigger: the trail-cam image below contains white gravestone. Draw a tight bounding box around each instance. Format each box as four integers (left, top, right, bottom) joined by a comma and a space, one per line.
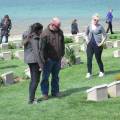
113, 50, 120, 58
15, 50, 24, 60
1, 71, 14, 85
86, 84, 108, 101
114, 40, 120, 48
108, 81, 120, 97
2, 51, 11, 60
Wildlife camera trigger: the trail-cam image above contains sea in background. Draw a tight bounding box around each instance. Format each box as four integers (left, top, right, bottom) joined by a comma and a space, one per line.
0, 0, 120, 36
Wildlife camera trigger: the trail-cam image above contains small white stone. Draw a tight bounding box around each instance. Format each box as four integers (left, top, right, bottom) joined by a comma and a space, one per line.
1, 71, 14, 85
86, 84, 108, 101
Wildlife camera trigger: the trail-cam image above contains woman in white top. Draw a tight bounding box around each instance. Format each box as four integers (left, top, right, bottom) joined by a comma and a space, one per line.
85, 14, 107, 79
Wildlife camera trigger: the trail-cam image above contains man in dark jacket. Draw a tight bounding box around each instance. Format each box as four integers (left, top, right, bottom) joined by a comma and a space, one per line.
0, 15, 12, 44
40, 17, 65, 100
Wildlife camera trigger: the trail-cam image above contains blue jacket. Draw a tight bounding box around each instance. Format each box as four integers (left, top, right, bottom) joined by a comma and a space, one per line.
106, 12, 113, 22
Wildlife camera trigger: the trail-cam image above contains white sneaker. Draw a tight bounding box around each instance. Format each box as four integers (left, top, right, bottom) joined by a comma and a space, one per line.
99, 72, 104, 77
86, 73, 91, 79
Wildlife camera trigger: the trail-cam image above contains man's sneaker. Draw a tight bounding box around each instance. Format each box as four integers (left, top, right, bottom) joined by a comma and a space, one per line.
86, 73, 91, 79
98, 72, 104, 77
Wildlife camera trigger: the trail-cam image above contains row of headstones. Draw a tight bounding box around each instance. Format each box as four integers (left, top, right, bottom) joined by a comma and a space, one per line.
0, 50, 24, 60
68, 40, 120, 58
0, 42, 23, 50
86, 81, 120, 101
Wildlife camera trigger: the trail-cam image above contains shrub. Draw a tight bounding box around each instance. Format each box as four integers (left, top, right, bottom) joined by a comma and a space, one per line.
8, 43, 16, 49
65, 45, 76, 65
64, 37, 73, 44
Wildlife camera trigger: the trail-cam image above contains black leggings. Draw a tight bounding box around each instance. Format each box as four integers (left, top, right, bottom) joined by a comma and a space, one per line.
106, 22, 113, 34
28, 63, 41, 102
87, 42, 104, 74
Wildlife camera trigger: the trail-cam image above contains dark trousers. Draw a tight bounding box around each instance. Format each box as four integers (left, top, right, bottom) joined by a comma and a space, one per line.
0, 35, 8, 44
106, 22, 113, 34
28, 63, 41, 102
87, 42, 104, 74
41, 58, 61, 95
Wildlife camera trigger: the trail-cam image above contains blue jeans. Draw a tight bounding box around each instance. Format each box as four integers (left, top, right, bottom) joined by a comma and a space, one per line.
41, 58, 61, 95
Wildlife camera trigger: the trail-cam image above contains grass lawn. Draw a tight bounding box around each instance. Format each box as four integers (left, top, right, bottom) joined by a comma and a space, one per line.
0, 35, 120, 120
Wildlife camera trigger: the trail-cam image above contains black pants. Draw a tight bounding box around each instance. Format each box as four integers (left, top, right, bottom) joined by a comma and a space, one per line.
87, 42, 104, 74
106, 22, 113, 34
28, 63, 41, 102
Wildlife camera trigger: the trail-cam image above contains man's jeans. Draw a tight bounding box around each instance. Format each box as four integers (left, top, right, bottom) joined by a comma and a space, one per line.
41, 58, 61, 96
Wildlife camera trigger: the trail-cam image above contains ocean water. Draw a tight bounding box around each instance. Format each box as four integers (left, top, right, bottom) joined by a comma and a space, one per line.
0, 0, 120, 35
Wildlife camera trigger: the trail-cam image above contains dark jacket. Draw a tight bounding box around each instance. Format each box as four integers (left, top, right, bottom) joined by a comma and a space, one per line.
71, 22, 79, 34
0, 19, 12, 36
41, 26, 65, 61
22, 31, 44, 69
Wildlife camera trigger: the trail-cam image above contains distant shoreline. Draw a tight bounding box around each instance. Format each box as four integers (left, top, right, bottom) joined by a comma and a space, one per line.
9, 18, 120, 39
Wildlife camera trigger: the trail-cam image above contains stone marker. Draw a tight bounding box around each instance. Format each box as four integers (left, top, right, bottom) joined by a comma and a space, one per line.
1, 71, 14, 85
2, 51, 11, 60
13, 42, 23, 48
69, 44, 81, 56
0, 43, 8, 50
80, 43, 87, 52
75, 56, 81, 64
86, 84, 108, 101
24, 68, 30, 78
105, 41, 113, 48
74, 36, 85, 43
107, 81, 120, 97
61, 57, 69, 69
15, 50, 24, 60
114, 40, 120, 48
113, 50, 120, 58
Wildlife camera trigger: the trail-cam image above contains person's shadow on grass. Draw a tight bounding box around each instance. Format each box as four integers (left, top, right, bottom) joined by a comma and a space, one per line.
0, 65, 18, 69
92, 70, 120, 77
37, 86, 90, 102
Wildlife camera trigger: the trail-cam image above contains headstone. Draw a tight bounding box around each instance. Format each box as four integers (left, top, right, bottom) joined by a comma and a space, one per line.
74, 36, 85, 43
86, 84, 108, 101
0, 43, 8, 50
13, 42, 23, 48
114, 40, 120, 48
61, 57, 69, 69
69, 44, 81, 56
0, 53, 3, 60
15, 50, 24, 60
105, 41, 113, 48
75, 56, 81, 64
113, 50, 120, 58
25, 68, 30, 78
1, 71, 14, 85
2, 51, 11, 60
107, 81, 120, 97
80, 43, 87, 52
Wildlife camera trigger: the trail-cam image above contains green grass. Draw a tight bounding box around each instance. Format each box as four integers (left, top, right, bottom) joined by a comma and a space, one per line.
1, 47, 120, 120
109, 31, 120, 41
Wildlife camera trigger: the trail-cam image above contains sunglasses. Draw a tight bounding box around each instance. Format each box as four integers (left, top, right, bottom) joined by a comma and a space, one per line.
94, 19, 99, 22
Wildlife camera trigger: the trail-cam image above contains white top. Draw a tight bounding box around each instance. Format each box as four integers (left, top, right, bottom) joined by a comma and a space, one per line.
86, 84, 108, 93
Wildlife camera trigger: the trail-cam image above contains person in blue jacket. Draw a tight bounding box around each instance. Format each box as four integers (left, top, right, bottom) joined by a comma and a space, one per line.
106, 9, 114, 34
